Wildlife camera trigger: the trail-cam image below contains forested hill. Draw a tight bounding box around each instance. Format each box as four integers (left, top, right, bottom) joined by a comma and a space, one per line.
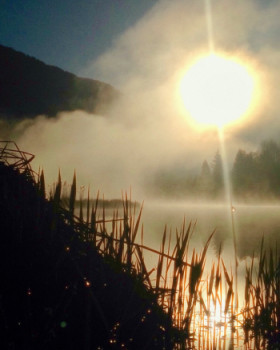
0, 45, 120, 119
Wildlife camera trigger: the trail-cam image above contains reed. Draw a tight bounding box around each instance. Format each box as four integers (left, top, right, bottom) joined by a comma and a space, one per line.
2, 140, 279, 349
242, 238, 280, 348
49, 171, 232, 348
35, 169, 280, 349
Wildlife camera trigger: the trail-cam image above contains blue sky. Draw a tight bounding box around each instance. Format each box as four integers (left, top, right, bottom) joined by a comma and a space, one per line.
0, 0, 157, 76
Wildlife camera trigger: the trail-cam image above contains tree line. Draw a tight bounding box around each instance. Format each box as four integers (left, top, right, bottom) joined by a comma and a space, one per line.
152, 139, 280, 201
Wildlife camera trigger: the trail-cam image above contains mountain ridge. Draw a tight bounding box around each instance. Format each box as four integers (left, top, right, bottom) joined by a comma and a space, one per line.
0, 44, 120, 119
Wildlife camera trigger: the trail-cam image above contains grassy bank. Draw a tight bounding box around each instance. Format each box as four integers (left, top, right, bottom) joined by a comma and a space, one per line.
0, 160, 176, 349
0, 142, 279, 349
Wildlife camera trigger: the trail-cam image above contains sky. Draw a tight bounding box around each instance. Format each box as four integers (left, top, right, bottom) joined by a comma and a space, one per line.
0, 0, 158, 76
1, 0, 280, 199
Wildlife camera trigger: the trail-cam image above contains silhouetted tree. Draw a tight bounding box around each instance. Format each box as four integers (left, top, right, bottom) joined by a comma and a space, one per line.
150, 138, 280, 200
232, 150, 260, 198
197, 160, 213, 197
211, 152, 224, 197
232, 140, 280, 199
259, 140, 280, 196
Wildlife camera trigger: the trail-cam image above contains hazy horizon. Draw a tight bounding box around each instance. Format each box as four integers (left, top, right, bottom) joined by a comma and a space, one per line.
1, 0, 280, 200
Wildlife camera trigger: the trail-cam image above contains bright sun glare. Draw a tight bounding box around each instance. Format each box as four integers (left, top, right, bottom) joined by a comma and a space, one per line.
180, 54, 255, 127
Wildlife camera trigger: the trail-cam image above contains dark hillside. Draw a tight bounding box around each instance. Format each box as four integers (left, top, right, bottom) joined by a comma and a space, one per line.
0, 159, 175, 349
0, 45, 120, 119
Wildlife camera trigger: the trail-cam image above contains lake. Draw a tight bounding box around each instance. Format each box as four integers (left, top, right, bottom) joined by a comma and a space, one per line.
88, 199, 280, 349
141, 200, 280, 255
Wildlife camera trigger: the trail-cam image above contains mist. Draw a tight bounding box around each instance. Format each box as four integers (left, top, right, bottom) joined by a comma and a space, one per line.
2, 2, 280, 347
2, 0, 280, 201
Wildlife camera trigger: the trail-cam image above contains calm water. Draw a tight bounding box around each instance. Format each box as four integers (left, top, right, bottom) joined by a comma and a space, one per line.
93, 199, 280, 266
140, 200, 279, 349
140, 200, 280, 257
93, 199, 279, 349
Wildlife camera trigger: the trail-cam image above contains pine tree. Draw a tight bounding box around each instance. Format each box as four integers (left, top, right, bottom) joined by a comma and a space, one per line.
259, 140, 280, 196
197, 160, 212, 197
211, 152, 224, 197
232, 149, 259, 198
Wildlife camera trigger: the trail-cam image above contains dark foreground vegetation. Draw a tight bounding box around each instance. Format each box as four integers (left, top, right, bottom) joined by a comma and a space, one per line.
0, 142, 279, 349
0, 151, 177, 349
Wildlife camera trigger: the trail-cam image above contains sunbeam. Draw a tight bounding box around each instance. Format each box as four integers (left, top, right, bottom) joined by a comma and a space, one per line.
218, 127, 239, 310
204, 0, 215, 53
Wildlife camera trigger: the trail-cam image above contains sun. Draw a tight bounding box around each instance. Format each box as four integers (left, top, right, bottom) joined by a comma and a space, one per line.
180, 53, 256, 127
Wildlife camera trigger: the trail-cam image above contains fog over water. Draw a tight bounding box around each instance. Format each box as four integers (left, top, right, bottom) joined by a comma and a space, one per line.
94, 199, 280, 262
2, 0, 280, 194
2, 0, 280, 257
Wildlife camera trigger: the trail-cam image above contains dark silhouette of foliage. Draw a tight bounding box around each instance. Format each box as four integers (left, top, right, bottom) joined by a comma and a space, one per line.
232, 149, 260, 198
232, 140, 280, 199
211, 151, 224, 196
0, 163, 176, 349
150, 139, 280, 201
259, 140, 280, 196
196, 160, 213, 197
